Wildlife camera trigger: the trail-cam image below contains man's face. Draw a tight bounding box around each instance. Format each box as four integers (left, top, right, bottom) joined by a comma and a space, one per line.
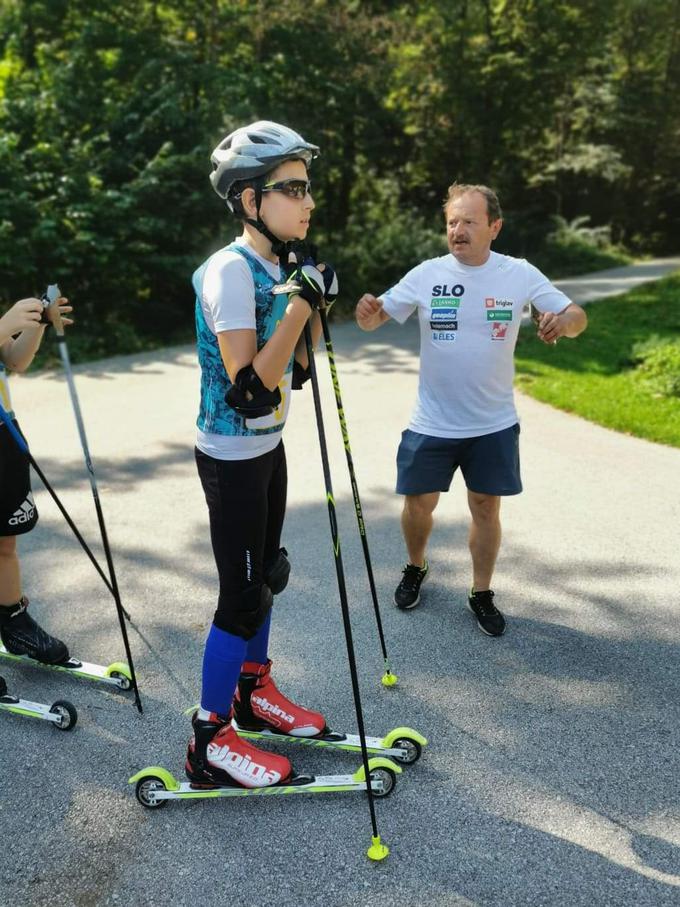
445, 191, 502, 266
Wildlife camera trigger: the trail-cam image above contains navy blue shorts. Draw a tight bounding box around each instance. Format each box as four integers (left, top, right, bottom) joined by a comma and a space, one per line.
396, 425, 522, 496
0, 420, 39, 535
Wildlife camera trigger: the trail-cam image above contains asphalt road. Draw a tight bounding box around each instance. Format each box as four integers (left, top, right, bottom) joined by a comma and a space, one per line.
1, 261, 679, 907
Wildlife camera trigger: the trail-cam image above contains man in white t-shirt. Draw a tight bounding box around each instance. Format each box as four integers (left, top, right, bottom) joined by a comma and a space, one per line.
355, 183, 587, 636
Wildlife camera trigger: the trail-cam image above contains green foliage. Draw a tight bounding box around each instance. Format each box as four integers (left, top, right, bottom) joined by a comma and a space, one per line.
630, 336, 680, 399
0, 0, 678, 360
327, 176, 446, 312
532, 216, 631, 278
515, 272, 680, 447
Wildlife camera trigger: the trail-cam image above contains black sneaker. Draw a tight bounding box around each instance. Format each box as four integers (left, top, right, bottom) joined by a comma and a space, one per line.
394, 561, 429, 610
0, 597, 69, 664
468, 589, 506, 637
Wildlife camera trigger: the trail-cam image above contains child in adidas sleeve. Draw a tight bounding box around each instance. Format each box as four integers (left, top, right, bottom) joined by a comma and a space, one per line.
0, 294, 76, 665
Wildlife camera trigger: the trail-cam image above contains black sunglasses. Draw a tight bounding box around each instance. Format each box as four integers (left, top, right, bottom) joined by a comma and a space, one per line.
261, 178, 312, 200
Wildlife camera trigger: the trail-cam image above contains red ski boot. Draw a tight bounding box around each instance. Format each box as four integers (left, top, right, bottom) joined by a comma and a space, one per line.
233, 659, 328, 738
185, 710, 293, 789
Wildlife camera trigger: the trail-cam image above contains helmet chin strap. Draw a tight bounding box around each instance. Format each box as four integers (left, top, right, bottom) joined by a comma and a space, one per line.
245, 183, 288, 259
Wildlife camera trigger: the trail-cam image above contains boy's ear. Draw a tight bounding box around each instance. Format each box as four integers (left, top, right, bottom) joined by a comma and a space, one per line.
241, 187, 257, 218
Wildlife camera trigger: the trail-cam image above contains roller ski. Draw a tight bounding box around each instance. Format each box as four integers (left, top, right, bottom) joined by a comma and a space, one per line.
0, 597, 132, 691
232, 660, 426, 766
0, 674, 77, 731
131, 708, 400, 808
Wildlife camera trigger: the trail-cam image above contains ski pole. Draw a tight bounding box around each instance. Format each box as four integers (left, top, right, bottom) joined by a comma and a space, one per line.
303, 319, 389, 862
0, 402, 115, 596
0, 401, 143, 712
318, 307, 397, 687
41, 288, 131, 625
42, 286, 143, 712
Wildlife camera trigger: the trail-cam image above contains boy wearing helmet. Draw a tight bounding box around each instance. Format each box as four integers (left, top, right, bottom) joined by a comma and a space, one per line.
186, 121, 335, 789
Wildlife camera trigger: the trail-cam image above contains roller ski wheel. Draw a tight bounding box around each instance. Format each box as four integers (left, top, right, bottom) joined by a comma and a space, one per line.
233, 721, 427, 767
368, 764, 397, 799
0, 643, 132, 692
129, 757, 401, 808
49, 699, 78, 731
0, 678, 78, 731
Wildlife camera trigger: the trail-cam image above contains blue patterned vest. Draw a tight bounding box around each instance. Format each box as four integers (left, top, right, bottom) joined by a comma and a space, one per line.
193, 243, 292, 436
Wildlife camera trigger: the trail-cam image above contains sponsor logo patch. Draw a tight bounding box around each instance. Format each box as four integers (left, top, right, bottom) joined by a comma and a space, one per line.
430, 309, 459, 321
486, 310, 512, 322
429, 320, 458, 330
431, 298, 461, 308
431, 330, 457, 342
491, 323, 509, 341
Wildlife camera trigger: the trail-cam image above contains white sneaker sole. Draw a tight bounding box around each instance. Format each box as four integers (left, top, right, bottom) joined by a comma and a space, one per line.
467, 599, 506, 636
394, 569, 428, 610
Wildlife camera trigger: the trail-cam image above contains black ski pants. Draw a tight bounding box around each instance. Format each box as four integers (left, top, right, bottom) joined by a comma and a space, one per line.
195, 441, 287, 629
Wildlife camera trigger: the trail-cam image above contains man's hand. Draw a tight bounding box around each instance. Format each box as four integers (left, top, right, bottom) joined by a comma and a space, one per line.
0, 298, 44, 336
355, 293, 386, 331
535, 303, 587, 344
536, 310, 562, 345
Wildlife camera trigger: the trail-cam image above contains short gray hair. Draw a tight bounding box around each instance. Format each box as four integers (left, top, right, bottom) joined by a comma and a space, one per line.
443, 183, 502, 223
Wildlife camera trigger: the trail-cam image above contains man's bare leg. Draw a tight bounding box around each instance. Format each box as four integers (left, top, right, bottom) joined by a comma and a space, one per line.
467, 491, 502, 590
466, 491, 505, 635
401, 492, 440, 567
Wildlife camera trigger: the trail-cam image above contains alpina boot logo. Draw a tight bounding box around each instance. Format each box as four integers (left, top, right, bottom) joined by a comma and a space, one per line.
207, 740, 281, 785
252, 694, 294, 725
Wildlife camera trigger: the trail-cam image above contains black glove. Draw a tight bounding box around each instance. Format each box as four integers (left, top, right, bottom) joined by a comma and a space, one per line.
280, 241, 318, 279
319, 264, 338, 306
287, 261, 326, 310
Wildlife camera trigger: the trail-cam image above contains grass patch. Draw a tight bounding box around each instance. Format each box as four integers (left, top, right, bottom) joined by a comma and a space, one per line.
515, 272, 680, 447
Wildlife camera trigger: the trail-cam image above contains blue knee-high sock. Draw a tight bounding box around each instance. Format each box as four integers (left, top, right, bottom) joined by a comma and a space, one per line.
245, 611, 271, 665
200, 624, 247, 718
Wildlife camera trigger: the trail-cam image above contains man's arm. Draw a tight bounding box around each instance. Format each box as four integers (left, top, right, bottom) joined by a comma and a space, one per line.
536, 302, 587, 345
355, 294, 390, 331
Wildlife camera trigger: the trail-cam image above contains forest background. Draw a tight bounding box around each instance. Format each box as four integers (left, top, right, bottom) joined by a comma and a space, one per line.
1, 0, 679, 362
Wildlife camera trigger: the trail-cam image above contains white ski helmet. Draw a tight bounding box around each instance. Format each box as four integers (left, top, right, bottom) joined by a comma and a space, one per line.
210, 120, 320, 203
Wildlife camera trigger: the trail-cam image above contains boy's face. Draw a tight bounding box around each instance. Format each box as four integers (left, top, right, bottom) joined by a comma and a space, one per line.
245, 159, 315, 242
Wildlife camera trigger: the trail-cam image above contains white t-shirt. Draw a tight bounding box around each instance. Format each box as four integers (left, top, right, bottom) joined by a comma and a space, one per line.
381, 251, 571, 438
196, 245, 289, 460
